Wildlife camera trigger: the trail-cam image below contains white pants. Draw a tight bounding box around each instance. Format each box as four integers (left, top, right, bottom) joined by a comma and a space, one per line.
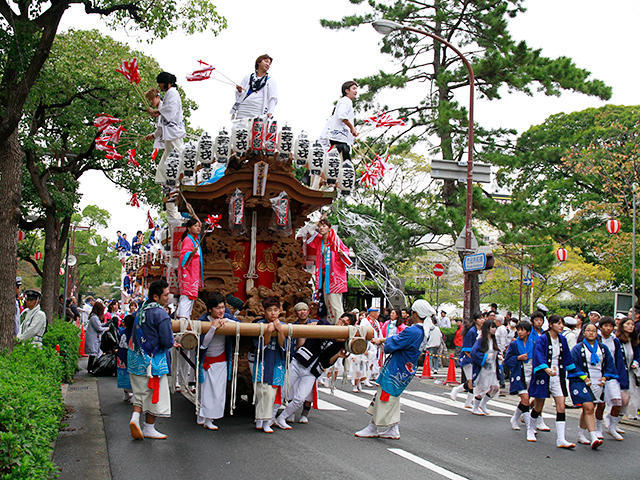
255, 382, 278, 421
367, 387, 401, 427
280, 360, 317, 420
324, 293, 343, 325
155, 137, 184, 184
176, 295, 195, 320
199, 361, 227, 420
130, 373, 171, 418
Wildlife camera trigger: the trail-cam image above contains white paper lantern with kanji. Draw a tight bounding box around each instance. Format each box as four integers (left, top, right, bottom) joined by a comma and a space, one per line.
323, 148, 341, 186
556, 248, 568, 262
606, 219, 621, 234
338, 160, 356, 196
263, 120, 278, 154
277, 124, 294, 159
214, 128, 231, 164
309, 141, 324, 176
164, 150, 181, 186
231, 120, 249, 157
294, 131, 310, 167
196, 132, 213, 166
180, 142, 197, 182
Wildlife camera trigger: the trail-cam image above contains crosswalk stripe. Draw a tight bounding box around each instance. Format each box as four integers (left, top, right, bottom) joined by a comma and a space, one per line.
388, 448, 469, 480
404, 390, 509, 417
360, 389, 457, 416
448, 392, 553, 419
318, 387, 373, 408
316, 399, 346, 411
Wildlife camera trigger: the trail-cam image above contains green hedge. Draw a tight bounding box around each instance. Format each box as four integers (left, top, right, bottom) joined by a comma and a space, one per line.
43, 319, 80, 383
1, 319, 80, 479
440, 327, 458, 350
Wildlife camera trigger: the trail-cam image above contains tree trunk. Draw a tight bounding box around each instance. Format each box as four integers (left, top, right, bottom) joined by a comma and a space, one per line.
40, 211, 66, 322
0, 130, 23, 350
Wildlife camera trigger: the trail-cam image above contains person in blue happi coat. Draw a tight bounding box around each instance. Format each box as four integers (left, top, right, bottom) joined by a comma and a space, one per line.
527, 315, 577, 448
449, 313, 485, 407
504, 320, 534, 433
355, 299, 435, 441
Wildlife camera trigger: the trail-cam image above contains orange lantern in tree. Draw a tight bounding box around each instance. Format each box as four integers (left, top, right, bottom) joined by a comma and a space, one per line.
606, 219, 620, 234
35, 251, 42, 261
556, 248, 568, 262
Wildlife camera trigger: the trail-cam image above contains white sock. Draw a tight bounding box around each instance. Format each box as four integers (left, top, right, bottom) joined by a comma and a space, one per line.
596, 419, 603, 432
556, 421, 567, 443
590, 430, 599, 442
130, 411, 140, 424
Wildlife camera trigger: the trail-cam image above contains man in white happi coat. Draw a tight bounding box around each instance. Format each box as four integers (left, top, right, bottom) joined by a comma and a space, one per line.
17, 290, 47, 348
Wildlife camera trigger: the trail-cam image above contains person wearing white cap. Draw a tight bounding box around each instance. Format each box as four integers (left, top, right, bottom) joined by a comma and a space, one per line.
17, 290, 47, 348
563, 316, 578, 350
355, 299, 434, 440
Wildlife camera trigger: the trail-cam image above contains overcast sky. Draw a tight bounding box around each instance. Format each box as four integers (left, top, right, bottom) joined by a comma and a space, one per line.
62, 0, 640, 239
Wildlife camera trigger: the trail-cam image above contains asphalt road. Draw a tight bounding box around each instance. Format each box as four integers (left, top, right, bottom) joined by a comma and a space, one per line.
97, 375, 640, 480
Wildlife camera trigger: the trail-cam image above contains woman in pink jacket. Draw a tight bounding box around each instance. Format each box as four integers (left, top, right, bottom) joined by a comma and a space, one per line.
177, 218, 202, 320
307, 219, 351, 324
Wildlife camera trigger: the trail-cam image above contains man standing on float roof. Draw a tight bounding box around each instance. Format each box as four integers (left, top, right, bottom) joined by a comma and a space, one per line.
355, 299, 434, 440
231, 54, 278, 120
320, 81, 358, 162
147, 71, 185, 186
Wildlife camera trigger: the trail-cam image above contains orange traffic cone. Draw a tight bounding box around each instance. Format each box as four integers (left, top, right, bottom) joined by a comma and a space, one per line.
420, 352, 433, 379
444, 353, 459, 385
79, 325, 87, 357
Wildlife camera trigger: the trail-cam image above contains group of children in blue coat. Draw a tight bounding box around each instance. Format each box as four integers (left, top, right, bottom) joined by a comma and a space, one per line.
452, 309, 640, 450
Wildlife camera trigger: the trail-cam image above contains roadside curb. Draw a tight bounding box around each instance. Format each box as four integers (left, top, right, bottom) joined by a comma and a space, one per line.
53, 357, 112, 480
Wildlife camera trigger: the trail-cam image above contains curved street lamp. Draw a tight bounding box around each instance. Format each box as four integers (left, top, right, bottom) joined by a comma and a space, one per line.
372, 19, 476, 322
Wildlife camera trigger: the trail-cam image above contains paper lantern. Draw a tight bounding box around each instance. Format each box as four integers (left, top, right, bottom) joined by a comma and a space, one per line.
231, 120, 249, 157
338, 160, 356, 196
59, 267, 65, 275
277, 125, 294, 159
196, 132, 213, 167
251, 118, 265, 152
556, 248, 567, 262
17, 230, 24, 241
180, 142, 197, 182
309, 141, 324, 176
214, 128, 231, 164
293, 131, 310, 167
263, 120, 277, 154
164, 150, 181, 186
35, 251, 42, 261
323, 148, 341, 185
606, 219, 620, 234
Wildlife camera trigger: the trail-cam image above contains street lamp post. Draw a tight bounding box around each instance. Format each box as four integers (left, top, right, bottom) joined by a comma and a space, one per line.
372, 19, 476, 323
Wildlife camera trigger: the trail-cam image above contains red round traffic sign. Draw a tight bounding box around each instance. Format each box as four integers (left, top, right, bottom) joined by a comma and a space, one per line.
433, 263, 445, 277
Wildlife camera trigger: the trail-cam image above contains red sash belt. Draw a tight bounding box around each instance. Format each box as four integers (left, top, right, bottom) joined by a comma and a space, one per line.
380, 390, 391, 402
148, 376, 160, 404
203, 352, 227, 370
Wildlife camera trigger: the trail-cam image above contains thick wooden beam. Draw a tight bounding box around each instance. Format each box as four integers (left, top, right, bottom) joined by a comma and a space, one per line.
172, 320, 373, 340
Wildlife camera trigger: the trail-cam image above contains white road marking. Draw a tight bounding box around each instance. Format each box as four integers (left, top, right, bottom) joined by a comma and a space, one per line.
316, 399, 346, 411
359, 389, 457, 416
388, 448, 468, 480
448, 392, 554, 418
404, 390, 509, 417
318, 387, 372, 408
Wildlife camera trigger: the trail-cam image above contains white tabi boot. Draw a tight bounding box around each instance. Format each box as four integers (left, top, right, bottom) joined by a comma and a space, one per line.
298, 415, 309, 424
478, 395, 491, 415
472, 397, 483, 416
576, 428, 590, 445
203, 418, 219, 431
262, 420, 274, 434
510, 408, 523, 430
197, 415, 205, 426
526, 414, 537, 442
379, 424, 400, 440
255, 420, 264, 430
142, 422, 168, 440
129, 412, 143, 440
595, 418, 604, 439
355, 421, 379, 438
536, 416, 551, 432
464, 393, 474, 409
274, 413, 292, 430
449, 384, 464, 402
607, 416, 624, 440
555, 421, 575, 448
590, 430, 603, 450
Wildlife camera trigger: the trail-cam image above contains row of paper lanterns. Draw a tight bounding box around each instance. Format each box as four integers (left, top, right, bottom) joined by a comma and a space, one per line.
163, 118, 356, 196
556, 219, 621, 262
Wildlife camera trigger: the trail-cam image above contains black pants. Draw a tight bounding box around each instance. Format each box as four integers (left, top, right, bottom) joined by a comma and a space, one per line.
87, 355, 96, 373
330, 140, 351, 161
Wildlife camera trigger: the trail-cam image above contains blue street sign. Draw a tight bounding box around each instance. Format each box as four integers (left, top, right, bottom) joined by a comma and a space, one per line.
523, 270, 532, 287
463, 253, 487, 272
